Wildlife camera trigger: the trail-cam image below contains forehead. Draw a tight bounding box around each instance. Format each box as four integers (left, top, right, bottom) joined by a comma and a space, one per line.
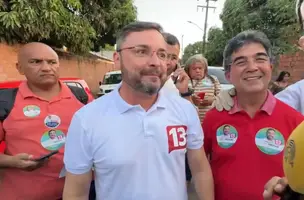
123, 30, 167, 50
23, 46, 58, 60
232, 42, 267, 59
191, 61, 205, 67
167, 44, 180, 55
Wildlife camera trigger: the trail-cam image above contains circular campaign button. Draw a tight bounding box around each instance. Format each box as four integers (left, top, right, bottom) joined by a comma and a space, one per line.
23, 105, 40, 117
40, 129, 65, 151
255, 127, 285, 155
44, 115, 61, 128
216, 124, 238, 148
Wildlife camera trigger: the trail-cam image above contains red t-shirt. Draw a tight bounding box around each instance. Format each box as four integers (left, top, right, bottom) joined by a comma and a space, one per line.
0, 81, 86, 200
202, 93, 304, 200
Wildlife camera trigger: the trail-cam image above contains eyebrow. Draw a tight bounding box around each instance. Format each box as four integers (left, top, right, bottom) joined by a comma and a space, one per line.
233, 52, 268, 63
135, 44, 166, 52
28, 58, 57, 61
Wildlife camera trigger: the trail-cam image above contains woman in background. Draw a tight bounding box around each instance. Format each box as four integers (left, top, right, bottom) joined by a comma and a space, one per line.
184, 54, 221, 122
269, 71, 291, 94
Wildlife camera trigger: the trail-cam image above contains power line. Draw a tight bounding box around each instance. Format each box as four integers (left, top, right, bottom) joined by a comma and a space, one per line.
197, 0, 217, 55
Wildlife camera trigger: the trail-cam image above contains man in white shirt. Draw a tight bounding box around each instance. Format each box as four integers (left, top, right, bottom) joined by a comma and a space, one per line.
62, 21, 214, 200
162, 33, 193, 101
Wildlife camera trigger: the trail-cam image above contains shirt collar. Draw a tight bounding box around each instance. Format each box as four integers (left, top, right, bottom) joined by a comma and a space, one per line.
114, 83, 166, 114
229, 90, 276, 115
18, 81, 73, 100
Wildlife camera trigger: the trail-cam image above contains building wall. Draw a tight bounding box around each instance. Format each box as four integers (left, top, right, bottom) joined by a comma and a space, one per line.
0, 43, 117, 93
277, 52, 304, 83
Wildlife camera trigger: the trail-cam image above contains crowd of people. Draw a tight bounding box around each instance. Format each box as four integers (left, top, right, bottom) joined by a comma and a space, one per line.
0, 0, 304, 200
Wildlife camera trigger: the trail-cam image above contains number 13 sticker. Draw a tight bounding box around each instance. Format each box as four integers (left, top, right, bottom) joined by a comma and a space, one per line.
166, 125, 187, 153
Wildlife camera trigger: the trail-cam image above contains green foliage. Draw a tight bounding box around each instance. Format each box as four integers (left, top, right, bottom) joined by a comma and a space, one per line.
182, 41, 203, 64
204, 0, 300, 65
205, 27, 227, 66
80, 0, 137, 51
0, 0, 137, 53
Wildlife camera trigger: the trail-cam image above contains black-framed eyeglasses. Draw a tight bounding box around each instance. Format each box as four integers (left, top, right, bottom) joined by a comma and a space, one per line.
117, 45, 168, 61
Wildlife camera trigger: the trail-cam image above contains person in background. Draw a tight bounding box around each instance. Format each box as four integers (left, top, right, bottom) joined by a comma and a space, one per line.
62, 21, 214, 200
269, 71, 291, 94
184, 54, 221, 122
162, 32, 193, 102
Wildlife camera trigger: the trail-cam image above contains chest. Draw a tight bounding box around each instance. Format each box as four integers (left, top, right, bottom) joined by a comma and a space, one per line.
3, 98, 83, 153
208, 116, 294, 163
91, 110, 189, 169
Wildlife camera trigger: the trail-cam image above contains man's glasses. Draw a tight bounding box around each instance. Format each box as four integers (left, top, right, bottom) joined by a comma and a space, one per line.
117, 45, 168, 61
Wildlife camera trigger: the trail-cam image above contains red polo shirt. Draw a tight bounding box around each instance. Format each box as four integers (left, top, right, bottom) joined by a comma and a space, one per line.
0, 81, 85, 200
202, 91, 304, 200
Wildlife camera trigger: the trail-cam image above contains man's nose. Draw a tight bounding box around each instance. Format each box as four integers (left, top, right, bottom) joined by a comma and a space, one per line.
247, 60, 259, 71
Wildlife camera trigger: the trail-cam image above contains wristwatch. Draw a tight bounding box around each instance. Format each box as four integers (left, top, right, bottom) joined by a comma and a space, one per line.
180, 89, 194, 97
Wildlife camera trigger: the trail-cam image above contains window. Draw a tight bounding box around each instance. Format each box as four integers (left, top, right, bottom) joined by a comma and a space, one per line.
103, 74, 122, 85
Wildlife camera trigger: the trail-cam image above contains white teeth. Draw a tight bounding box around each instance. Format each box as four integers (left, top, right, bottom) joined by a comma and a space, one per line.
245, 77, 260, 80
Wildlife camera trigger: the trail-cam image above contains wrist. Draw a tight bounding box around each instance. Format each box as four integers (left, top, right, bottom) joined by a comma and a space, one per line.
0, 154, 17, 168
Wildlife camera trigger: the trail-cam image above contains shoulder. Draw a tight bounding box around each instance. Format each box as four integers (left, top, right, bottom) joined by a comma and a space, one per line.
276, 99, 303, 117
75, 91, 115, 118
285, 80, 304, 91
209, 75, 218, 81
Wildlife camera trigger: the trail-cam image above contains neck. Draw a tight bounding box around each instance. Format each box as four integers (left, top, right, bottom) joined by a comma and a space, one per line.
119, 81, 158, 111
237, 90, 268, 118
27, 82, 61, 100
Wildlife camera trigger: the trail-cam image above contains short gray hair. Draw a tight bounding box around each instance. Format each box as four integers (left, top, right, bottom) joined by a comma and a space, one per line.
223, 30, 272, 72
116, 21, 164, 50
184, 54, 208, 74
296, 0, 304, 28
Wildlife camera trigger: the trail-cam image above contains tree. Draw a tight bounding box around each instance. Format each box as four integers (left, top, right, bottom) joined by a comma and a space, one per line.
205, 0, 300, 66
80, 0, 137, 51
0, 0, 137, 53
182, 41, 203, 63
221, 0, 300, 55
205, 27, 227, 66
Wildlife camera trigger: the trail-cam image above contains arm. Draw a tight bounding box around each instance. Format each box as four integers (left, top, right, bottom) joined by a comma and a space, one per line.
0, 122, 14, 168
63, 113, 93, 200
188, 148, 214, 200
186, 105, 214, 200
275, 80, 303, 113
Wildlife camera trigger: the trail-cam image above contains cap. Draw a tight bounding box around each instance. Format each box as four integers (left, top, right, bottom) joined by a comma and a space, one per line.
283, 121, 304, 194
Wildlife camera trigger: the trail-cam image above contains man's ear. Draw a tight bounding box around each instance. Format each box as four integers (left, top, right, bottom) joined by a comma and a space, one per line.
16, 62, 25, 75
113, 52, 121, 70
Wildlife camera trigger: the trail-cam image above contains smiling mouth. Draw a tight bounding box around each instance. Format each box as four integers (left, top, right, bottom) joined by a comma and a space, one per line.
244, 76, 262, 81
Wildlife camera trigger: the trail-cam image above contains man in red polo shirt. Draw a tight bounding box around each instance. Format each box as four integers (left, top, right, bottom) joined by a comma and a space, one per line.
202, 30, 304, 200
0, 42, 86, 200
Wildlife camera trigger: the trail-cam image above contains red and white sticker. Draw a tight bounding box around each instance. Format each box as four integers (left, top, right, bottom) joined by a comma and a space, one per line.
166, 125, 187, 153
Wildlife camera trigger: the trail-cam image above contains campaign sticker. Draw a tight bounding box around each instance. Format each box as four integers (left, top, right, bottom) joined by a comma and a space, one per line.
44, 115, 61, 128
216, 124, 238, 148
255, 128, 285, 155
41, 129, 65, 151
23, 105, 40, 117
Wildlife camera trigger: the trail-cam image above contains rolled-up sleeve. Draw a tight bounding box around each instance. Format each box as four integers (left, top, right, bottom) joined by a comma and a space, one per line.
275, 80, 304, 113
64, 113, 93, 175
186, 104, 204, 149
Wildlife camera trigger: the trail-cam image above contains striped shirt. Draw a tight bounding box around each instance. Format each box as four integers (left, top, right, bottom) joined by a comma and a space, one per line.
189, 75, 221, 121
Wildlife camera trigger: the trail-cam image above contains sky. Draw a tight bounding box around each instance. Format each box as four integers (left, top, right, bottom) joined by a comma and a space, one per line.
133, 0, 226, 56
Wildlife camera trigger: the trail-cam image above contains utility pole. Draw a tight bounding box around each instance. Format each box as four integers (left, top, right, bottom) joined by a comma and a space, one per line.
197, 0, 217, 55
